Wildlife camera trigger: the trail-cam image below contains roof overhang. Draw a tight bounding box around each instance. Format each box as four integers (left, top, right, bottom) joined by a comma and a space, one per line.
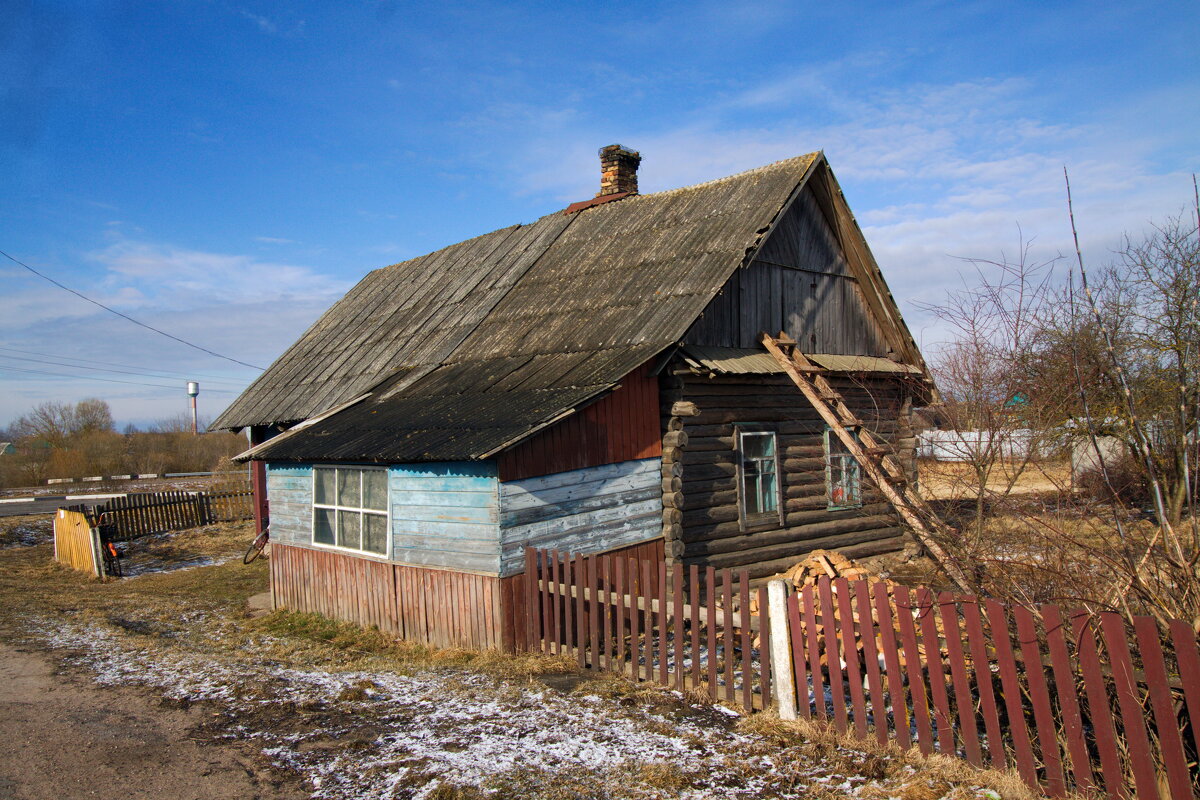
679, 345, 924, 377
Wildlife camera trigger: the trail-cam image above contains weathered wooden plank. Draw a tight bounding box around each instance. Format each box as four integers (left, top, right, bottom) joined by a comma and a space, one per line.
1101, 612, 1159, 799
390, 490, 499, 509
987, 599, 1037, 786
873, 582, 908, 747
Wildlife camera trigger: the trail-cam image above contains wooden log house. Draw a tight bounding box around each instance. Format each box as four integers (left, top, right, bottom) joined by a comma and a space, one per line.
213, 145, 936, 650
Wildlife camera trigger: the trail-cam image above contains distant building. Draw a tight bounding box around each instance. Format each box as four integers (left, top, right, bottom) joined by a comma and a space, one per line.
0, 442, 16, 456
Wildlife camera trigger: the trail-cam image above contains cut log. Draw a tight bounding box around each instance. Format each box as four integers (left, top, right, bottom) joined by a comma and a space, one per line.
670, 401, 700, 417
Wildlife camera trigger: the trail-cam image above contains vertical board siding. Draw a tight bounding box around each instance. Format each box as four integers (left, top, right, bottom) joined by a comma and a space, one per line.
270, 543, 504, 649
683, 185, 889, 355
497, 363, 661, 481
498, 457, 663, 576
389, 461, 500, 573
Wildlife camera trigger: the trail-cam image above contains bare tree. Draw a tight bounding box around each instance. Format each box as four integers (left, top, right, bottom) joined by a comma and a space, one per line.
916, 239, 1067, 557
913, 198, 1200, 624
11, 398, 114, 446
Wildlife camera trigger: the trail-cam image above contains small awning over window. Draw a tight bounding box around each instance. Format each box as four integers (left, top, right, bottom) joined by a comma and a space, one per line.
679, 346, 923, 376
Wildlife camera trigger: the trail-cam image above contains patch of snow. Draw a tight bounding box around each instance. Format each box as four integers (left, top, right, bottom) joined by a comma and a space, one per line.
28, 614, 1009, 800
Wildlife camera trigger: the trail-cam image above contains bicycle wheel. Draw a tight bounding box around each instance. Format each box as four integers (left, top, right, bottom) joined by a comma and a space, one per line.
243, 530, 270, 564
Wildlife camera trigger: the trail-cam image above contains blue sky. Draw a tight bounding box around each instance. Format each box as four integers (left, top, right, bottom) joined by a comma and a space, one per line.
3, 0, 1197, 429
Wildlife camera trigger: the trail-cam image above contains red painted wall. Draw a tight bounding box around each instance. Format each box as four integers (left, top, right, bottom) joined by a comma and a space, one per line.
497, 363, 662, 482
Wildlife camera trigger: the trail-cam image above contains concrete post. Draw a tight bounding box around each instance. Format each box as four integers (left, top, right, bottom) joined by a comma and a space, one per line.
768, 579, 797, 720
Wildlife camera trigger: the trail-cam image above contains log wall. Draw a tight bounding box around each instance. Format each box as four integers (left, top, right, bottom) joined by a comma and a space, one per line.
662, 369, 918, 578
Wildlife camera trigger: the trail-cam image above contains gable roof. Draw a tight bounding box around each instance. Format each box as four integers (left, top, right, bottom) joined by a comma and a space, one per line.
217, 152, 926, 463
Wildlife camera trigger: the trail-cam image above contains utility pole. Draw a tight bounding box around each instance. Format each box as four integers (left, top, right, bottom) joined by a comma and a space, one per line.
187, 381, 199, 435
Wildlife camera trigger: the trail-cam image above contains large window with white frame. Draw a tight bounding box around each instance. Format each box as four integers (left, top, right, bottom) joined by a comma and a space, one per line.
736, 427, 781, 525
825, 426, 862, 510
312, 466, 389, 556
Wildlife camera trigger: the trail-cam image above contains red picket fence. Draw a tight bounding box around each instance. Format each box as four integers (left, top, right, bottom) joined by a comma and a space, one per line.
525, 546, 1200, 799
788, 577, 1200, 799
524, 547, 773, 710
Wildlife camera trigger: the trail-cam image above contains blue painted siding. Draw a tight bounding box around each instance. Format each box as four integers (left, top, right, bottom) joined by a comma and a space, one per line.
266, 463, 313, 547
269, 458, 660, 578
498, 457, 663, 576
388, 461, 501, 573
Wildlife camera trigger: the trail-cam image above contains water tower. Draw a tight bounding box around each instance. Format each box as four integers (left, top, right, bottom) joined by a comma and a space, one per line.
187, 381, 199, 435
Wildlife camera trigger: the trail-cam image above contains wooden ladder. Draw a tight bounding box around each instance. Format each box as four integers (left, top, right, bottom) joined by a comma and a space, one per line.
760, 333, 971, 592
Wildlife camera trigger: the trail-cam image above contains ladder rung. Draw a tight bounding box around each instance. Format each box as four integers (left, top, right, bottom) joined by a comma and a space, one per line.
863, 446, 889, 456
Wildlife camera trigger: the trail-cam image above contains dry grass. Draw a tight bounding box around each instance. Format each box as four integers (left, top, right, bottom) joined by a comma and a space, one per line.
919, 459, 1072, 501
737, 714, 1087, 800
0, 513, 53, 548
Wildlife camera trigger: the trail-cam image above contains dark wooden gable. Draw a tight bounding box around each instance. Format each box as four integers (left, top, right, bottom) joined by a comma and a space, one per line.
683, 183, 890, 356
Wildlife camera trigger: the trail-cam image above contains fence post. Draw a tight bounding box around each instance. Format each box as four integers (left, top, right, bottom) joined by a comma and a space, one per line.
88, 524, 105, 578
768, 579, 796, 721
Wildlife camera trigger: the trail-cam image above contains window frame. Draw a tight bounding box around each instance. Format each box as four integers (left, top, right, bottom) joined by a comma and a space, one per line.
311, 465, 391, 558
734, 425, 783, 529
824, 426, 863, 511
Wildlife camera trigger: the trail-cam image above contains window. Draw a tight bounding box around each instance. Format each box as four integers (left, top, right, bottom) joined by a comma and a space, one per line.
737, 428, 780, 523
825, 427, 862, 510
312, 466, 389, 556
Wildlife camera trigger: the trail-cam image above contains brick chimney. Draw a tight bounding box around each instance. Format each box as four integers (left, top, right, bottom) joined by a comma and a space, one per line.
597, 144, 641, 197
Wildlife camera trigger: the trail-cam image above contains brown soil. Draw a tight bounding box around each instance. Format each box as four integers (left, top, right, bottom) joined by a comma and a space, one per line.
0, 639, 308, 800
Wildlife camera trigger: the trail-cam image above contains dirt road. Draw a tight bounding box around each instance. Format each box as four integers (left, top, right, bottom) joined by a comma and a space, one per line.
0, 640, 307, 800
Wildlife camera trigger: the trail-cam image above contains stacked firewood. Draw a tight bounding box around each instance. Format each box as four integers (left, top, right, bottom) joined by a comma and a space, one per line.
779, 549, 879, 589
773, 550, 951, 669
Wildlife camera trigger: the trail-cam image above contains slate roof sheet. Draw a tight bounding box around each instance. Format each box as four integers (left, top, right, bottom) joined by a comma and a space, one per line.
218, 154, 830, 462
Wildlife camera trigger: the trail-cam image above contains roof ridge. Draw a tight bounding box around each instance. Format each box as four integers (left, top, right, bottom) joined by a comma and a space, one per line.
633, 151, 821, 201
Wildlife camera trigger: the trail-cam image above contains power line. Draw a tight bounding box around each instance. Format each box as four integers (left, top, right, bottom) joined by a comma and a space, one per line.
0, 350, 247, 387
1, 248, 265, 371
0, 346, 252, 384
0, 364, 239, 393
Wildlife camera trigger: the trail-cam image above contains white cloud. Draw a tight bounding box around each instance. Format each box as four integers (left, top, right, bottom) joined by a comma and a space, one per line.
89, 240, 344, 307
237, 9, 305, 37
1, 240, 349, 426
239, 9, 278, 35
462, 71, 1195, 353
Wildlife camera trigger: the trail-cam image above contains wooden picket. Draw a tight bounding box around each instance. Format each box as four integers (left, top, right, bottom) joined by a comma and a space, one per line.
95, 488, 252, 541
524, 546, 770, 712
524, 548, 1200, 798
781, 576, 1200, 800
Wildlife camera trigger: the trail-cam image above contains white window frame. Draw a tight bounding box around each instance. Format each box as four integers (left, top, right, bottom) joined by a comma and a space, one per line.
824, 426, 863, 510
311, 466, 390, 557
735, 426, 783, 527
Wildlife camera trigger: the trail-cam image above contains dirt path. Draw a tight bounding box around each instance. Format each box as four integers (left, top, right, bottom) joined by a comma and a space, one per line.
0, 640, 308, 800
